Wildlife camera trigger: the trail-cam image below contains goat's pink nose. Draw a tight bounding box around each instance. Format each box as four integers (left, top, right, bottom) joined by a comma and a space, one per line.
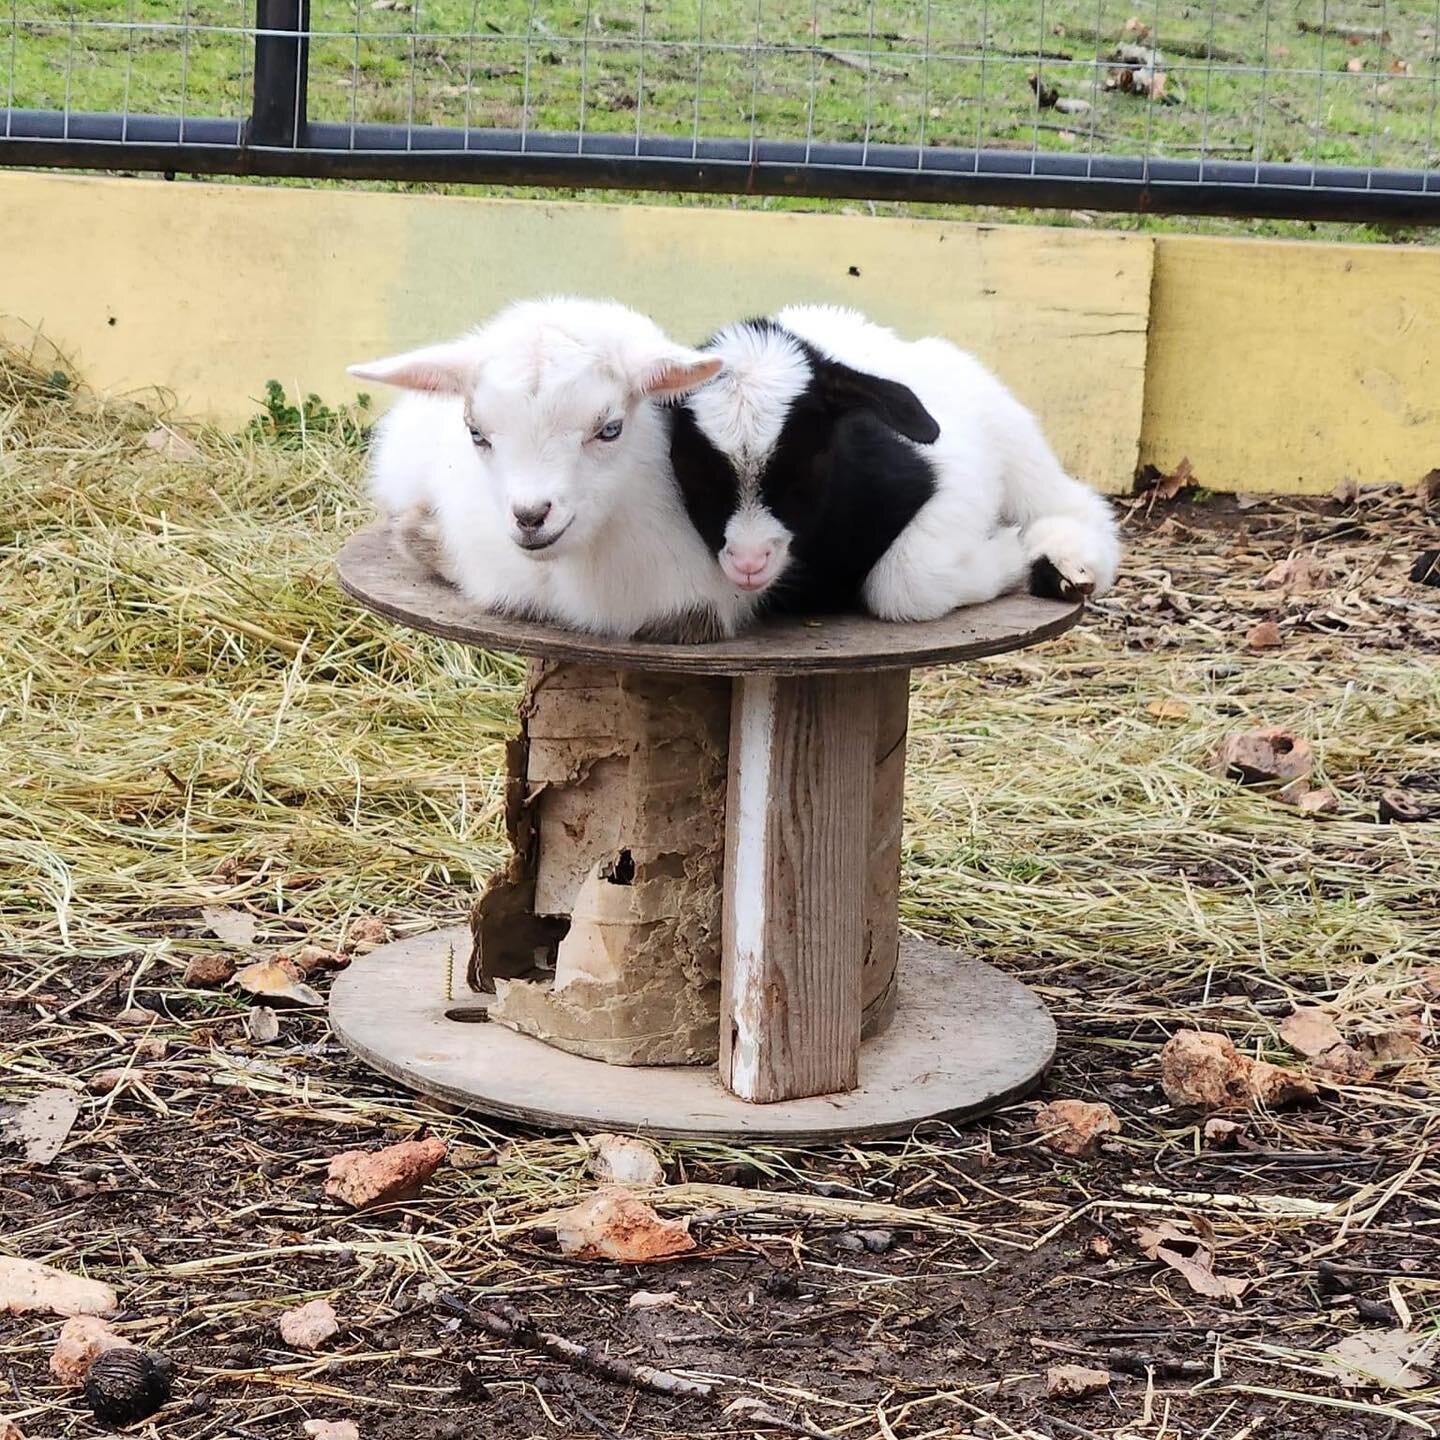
512, 502, 552, 531
725, 545, 772, 576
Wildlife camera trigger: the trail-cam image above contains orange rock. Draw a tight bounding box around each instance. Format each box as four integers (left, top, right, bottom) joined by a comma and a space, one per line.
1034, 1099, 1121, 1158
553, 1187, 696, 1262
324, 1137, 447, 1209
50, 1316, 133, 1386
1160, 1030, 1315, 1111
1245, 619, 1283, 651
183, 954, 236, 989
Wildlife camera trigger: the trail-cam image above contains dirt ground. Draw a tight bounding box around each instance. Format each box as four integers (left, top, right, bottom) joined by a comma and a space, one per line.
2, 460, 1438, 1439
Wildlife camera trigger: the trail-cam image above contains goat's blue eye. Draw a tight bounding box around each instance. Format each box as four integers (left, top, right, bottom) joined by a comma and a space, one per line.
595, 419, 623, 442
468, 426, 490, 449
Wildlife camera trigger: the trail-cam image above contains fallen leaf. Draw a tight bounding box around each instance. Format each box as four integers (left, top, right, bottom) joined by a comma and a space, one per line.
553, 1187, 696, 1262
1203, 1117, 1244, 1147
345, 917, 390, 953
50, 1315, 133, 1386
245, 1007, 281, 1044
1247, 1059, 1319, 1107
1034, 1099, 1121, 1157
183, 953, 236, 988
0, 1088, 79, 1164
1379, 789, 1439, 822
583, 1133, 664, 1187
1417, 468, 1440, 512
282, 944, 349, 976
1137, 1219, 1247, 1303
1234, 492, 1265, 509
233, 959, 322, 1008
1273, 1009, 1369, 1080
1147, 697, 1190, 720
0, 1421, 25, 1440
201, 905, 257, 947
627, 1289, 679, 1309
87, 1068, 135, 1096
142, 425, 202, 462
325, 1136, 447, 1209
1214, 727, 1314, 800
279, 1298, 339, 1351
1245, 620, 1283, 651
1360, 1025, 1424, 1064
1046, 1364, 1112, 1397
1324, 1329, 1435, 1391
1149, 456, 1194, 500
1279, 1006, 1344, 1058
0, 1257, 118, 1317
1312, 1044, 1377, 1084
303, 1424, 360, 1440
1262, 551, 1331, 592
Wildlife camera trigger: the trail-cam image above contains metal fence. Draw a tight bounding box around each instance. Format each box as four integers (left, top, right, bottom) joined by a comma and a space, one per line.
4, 0, 1440, 219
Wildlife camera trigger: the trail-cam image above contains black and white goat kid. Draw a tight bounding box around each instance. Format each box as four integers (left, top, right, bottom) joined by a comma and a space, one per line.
668, 305, 1121, 620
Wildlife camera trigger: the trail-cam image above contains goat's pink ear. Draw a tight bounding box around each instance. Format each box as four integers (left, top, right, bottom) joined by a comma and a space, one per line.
347, 342, 479, 395
636, 351, 724, 401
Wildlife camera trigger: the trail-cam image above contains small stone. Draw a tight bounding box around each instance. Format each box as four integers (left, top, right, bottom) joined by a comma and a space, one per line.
1035, 1099, 1121, 1158
50, 1316, 133, 1386
324, 1136, 447, 1209
853, 1229, 895, 1254
279, 1299, 339, 1352
245, 1007, 281, 1044
627, 1290, 679, 1309
1046, 1364, 1112, 1398
114, 1008, 157, 1027
1298, 789, 1338, 815
184, 953, 236, 989
1245, 619, 1283, 651
835, 1233, 867, 1253
87, 1068, 135, 1095
302, 1423, 360, 1440
582, 1133, 664, 1186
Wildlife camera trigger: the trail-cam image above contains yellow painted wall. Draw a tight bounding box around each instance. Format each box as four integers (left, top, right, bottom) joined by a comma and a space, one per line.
2, 169, 1438, 494
1141, 235, 1440, 495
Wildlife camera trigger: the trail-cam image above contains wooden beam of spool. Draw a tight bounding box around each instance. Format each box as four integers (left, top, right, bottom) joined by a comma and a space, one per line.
723, 672, 908, 1102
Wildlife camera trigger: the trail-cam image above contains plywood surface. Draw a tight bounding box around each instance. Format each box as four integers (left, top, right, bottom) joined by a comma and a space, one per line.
328, 926, 1057, 1141
337, 523, 1084, 675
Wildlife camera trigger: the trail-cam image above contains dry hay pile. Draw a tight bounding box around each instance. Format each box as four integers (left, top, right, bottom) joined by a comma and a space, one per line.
1, 348, 1437, 1439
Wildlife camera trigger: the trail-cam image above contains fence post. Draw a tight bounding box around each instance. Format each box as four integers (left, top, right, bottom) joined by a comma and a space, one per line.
249, 0, 309, 147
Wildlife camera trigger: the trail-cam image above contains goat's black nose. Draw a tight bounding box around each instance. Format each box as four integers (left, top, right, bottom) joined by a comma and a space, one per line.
512, 502, 552, 531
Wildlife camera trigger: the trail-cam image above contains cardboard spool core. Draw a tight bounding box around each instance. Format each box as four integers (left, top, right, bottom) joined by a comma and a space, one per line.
333, 523, 1081, 1127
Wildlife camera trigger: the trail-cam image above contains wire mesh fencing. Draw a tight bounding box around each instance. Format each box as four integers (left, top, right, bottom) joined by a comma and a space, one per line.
4, 0, 1440, 217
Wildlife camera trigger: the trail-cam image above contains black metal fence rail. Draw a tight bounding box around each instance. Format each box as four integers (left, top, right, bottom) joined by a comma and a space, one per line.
4, 0, 1440, 223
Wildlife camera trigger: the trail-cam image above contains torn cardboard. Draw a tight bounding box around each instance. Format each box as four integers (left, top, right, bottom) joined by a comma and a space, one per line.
468, 662, 905, 1067
472, 663, 730, 1065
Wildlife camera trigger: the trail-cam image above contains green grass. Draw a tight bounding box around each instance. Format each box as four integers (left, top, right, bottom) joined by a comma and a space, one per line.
7, 0, 1440, 178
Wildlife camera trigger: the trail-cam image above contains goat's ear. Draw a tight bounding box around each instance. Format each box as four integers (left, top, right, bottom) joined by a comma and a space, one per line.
815, 359, 940, 444
632, 349, 724, 402
347, 341, 480, 395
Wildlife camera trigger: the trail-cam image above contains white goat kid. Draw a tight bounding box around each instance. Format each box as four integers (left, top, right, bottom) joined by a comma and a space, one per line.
350, 297, 761, 641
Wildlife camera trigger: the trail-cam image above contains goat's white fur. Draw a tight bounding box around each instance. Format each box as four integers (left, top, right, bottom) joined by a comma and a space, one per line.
696, 304, 1121, 620
353, 297, 762, 639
